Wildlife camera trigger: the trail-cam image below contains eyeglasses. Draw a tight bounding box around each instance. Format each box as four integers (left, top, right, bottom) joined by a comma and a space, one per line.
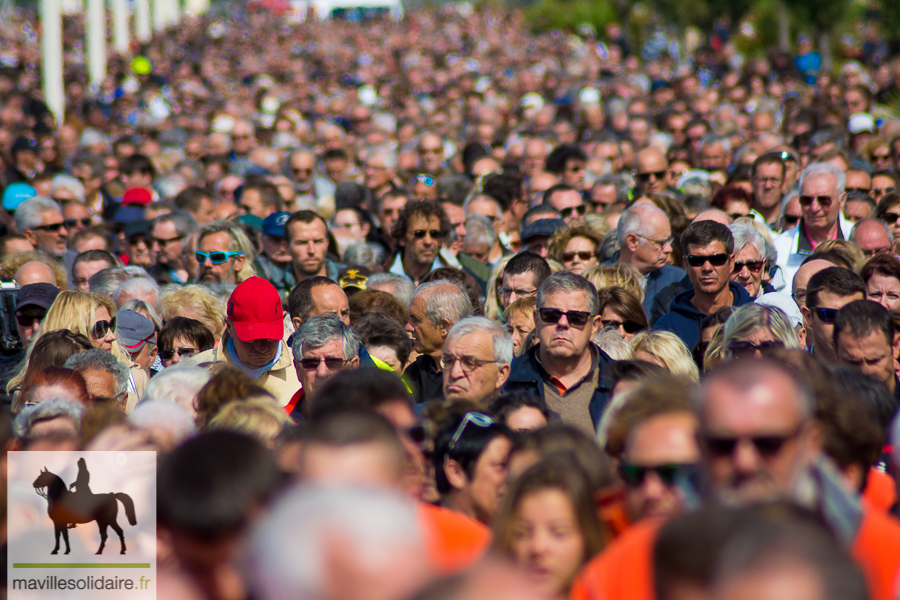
812, 306, 838, 323
753, 177, 782, 185
845, 187, 871, 194
863, 246, 892, 258
410, 229, 443, 240
446, 412, 494, 459
558, 205, 587, 219
728, 212, 750, 221
538, 308, 594, 328
411, 174, 436, 186
498, 286, 537, 299
440, 353, 499, 373
64, 217, 92, 228
16, 313, 45, 327
619, 462, 696, 486
732, 260, 764, 273
702, 424, 804, 459
30, 222, 66, 232
728, 339, 785, 357
418, 147, 442, 155
798, 195, 835, 208
195, 250, 245, 265
601, 318, 643, 334
685, 253, 730, 268
635, 170, 666, 182
782, 214, 801, 228
153, 235, 185, 247
299, 356, 346, 371
91, 317, 116, 339
636, 234, 674, 250
873, 187, 896, 198
561, 250, 596, 262
158, 347, 197, 361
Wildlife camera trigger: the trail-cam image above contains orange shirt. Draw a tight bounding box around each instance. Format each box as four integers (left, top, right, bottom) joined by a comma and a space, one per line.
851, 507, 900, 600
862, 469, 896, 513
570, 519, 662, 600
417, 502, 491, 574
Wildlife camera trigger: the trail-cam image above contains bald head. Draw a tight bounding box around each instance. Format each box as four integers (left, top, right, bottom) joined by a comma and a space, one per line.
15, 261, 57, 287
849, 218, 893, 257
527, 172, 560, 197
634, 148, 668, 195
791, 259, 833, 311
692, 208, 734, 226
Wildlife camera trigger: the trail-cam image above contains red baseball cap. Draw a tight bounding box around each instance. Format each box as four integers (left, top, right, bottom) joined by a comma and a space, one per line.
227, 277, 284, 342
122, 187, 153, 206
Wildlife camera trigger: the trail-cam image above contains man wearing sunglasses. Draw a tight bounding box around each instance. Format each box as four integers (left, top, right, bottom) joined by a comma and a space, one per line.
801, 267, 866, 365
8, 283, 58, 380
655, 221, 752, 350
543, 184, 586, 225
503, 272, 612, 435
14, 196, 68, 258
632, 148, 669, 197
389, 201, 452, 286
196, 220, 256, 285
833, 300, 900, 401
774, 163, 854, 286
148, 211, 196, 285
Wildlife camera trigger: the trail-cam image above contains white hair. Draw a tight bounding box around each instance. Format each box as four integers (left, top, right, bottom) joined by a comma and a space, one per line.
800, 162, 846, 197
15, 196, 61, 232
51, 174, 85, 201
115, 277, 160, 307
139, 366, 211, 417
616, 203, 668, 245
367, 273, 414, 310
729, 222, 766, 259
446, 317, 513, 365
128, 400, 197, 446
593, 328, 635, 360
365, 145, 397, 170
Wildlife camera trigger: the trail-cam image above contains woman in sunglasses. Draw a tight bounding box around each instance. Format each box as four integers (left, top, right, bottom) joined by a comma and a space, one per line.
597, 287, 647, 342
493, 455, 607, 600
157, 317, 216, 368
874, 191, 900, 239
720, 303, 802, 362
548, 225, 603, 276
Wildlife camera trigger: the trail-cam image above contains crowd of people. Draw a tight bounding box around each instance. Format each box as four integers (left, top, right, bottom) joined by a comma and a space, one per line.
1, 4, 900, 600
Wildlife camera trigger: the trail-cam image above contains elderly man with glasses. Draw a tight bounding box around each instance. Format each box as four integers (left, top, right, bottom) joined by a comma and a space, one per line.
442, 317, 513, 406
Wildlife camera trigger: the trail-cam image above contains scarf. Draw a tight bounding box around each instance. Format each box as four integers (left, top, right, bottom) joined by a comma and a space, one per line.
226, 337, 282, 379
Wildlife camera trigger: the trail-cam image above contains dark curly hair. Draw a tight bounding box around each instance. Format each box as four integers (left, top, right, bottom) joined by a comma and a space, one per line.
390, 199, 451, 243
481, 168, 524, 211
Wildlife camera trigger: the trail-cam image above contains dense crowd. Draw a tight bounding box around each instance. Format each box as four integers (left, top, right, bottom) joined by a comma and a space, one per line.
1, 4, 900, 600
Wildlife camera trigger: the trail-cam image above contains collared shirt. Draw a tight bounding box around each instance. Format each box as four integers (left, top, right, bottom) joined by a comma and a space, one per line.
389, 252, 444, 285
535, 345, 600, 436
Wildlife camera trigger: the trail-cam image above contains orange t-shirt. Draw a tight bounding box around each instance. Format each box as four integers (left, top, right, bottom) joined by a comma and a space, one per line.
851, 507, 900, 600
570, 519, 662, 600
417, 503, 491, 574
862, 469, 896, 513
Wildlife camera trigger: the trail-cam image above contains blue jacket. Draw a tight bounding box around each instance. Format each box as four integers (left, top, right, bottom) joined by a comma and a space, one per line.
654, 281, 753, 350
603, 254, 686, 319
502, 344, 613, 428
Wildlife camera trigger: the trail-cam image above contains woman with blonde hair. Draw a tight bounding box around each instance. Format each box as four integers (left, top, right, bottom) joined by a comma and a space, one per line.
485, 255, 513, 322
159, 284, 226, 340
582, 264, 644, 302
629, 330, 699, 381
720, 303, 801, 361
207, 397, 293, 448
548, 225, 604, 275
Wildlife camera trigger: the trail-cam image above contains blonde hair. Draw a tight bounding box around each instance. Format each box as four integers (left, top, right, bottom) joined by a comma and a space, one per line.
582, 263, 645, 302
593, 328, 635, 360
629, 330, 699, 381
485, 255, 513, 322
506, 296, 537, 322
207, 397, 292, 447
159, 284, 226, 339
1, 251, 68, 290
548, 224, 604, 264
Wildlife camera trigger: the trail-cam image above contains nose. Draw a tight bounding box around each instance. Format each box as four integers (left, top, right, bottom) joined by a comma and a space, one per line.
733, 439, 762, 474
405, 321, 415, 334
316, 360, 330, 377
641, 471, 668, 499
171, 353, 182, 365
58, 225, 68, 237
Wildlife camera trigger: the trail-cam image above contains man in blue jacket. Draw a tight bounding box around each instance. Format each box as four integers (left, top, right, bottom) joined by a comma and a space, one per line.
655, 220, 753, 350
502, 272, 613, 435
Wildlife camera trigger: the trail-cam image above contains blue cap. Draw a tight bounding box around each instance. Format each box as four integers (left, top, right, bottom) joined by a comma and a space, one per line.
112, 204, 146, 224
2, 183, 36, 210
262, 211, 291, 237
521, 218, 566, 242
236, 214, 263, 233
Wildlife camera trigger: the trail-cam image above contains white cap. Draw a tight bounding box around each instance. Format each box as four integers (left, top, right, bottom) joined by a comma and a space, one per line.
848, 112, 875, 134
754, 292, 803, 328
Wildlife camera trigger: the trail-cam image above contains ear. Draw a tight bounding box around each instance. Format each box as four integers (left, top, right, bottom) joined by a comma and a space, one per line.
590, 314, 602, 338
291, 316, 303, 331
348, 356, 359, 369
495, 363, 511, 389
797, 324, 808, 349
801, 306, 812, 332
444, 458, 468, 491
233, 254, 246, 273
22, 229, 38, 246
624, 232, 639, 252
439, 318, 452, 339
360, 223, 370, 236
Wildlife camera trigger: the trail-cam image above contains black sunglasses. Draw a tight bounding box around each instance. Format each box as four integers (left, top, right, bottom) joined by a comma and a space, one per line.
559, 205, 587, 218
619, 462, 696, 486
782, 214, 801, 227
16, 312, 45, 327
702, 425, 803, 459
728, 340, 785, 357
601, 318, 643, 334
538, 308, 593, 328
732, 260, 764, 273
561, 250, 595, 262
64, 217, 92, 228
31, 222, 66, 232
798, 195, 835, 208
91, 317, 116, 339
300, 357, 346, 370
158, 347, 198, 361
635, 170, 666, 182
812, 307, 838, 323
685, 253, 730, 267
410, 229, 443, 240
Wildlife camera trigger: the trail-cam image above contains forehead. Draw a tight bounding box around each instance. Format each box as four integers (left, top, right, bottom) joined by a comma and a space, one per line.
685, 240, 727, 255
446, 330, 494, 355
289, 218, 327, 238
291, 152, 314, 166
408, 214, 440, 230
200, 231, 231, 249
540, 289, 590, 310
701, 376, 804, 432
303, 337, 344, 356
800, 173, 837, 194
838, 328, 891, 351
312, 284, 348, 307
736, 242, 762, 259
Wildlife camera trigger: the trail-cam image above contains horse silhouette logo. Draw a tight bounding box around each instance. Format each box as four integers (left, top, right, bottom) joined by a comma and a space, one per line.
32, 458, 137, 555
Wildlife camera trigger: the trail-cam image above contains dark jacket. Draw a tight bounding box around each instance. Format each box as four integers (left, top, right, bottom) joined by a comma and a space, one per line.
603, 254, 686, 324
405, 354, 444, 405
654, 281, 753, 350
502, 344, 614, 428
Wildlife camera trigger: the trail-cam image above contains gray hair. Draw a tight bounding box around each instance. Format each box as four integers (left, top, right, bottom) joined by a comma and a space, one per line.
721, 304, 801, 360
115, 278, 161, 309
15, 197, 61, 232
698, 133, 731, 155
154, 209, 197, 237
64, 349, 130, 396
365, 145, 397, 170
536, 271, 599, 315
413, 281, 473, 328
729, 222, 766, 260
680, 177, 711, 202
593, 327, 635, 360
13, 398, 85, 439
800, 162, 846, 197
593, 174, 632, 204
156, 174, 189, 201
88, 267, 130, 298
197, 219, 257, 263
367, 273, 415, 310
342, 242, 385, 271
447, 317, 513, 365
292, 314, 361, 364
120, 298, 162, 330
139, 365, 212, 416
462, 214, 496, 250
243, 485, 423, 600
128, 400, 197, 445
51, 174, 85, 202
616, 203, 667, 245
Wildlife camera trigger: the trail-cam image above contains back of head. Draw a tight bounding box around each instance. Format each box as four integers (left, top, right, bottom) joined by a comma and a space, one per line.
308, 366, 412, 420
287, 276, 335, 323
805, 267, 866, 308
413, 280, 474, 327
193, 365, 273, 428
141, 365, 212, 414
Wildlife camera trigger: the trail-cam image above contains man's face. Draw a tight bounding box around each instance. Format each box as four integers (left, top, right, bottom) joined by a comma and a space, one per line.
295, 338, 357, 398
500, 271, 538, 309
442, 331, 510, 404
232, 123, 254, 154
402, 215, 442, 269
751, 161, 785, 211
406, 294, 445, 357
843, 199, 873, 223
240, 189, 272, 219
16, 305, 46, 346
126, 234, 154, 267
623, 412, 700, 521
590, 184, 617, 209
853, 223, 892, 258
799, 174, 843, 231
289, 152, 316, 191
309, 284, 350, 325
547, 190, 586, 224
73, 260, 109, 291
262, 234, 291, 266
287, 219, 329, 278
121, 170, 151, 190
364, 154, 394, 190
324, 156, 348, 183
198, 231, 244, 285
151, 221, 184, 266
26, 209, 67, 257
522, 141, 548, 178
700, 143, 729, 171
730, 243, 764, 298
561, 158, 586, 189
683, 241, 734, 297
836, 328, 897, 388
443, 203, 467, 244
634, 151, 668, 195
802, 291, 865, 360
417, 134, 444, 173
629, 216, 673, 275
844, 170, 872, 195
331, 209, 370, 244
82, 367, 122, 408
535, 290, 600, 362
700, 373, 819, 505
380, 196, 408, 240
228, 321, 279, 368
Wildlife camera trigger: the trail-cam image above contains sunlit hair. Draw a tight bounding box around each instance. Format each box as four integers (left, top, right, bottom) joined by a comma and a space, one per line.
593, 328, 635, 360
548, 224, 604, 265
506, 296, 537, 323
485, 255, 513, 321
207, 397, 292, 448
196, 220, 257, 283
159, 284, 226, 339
629, 331, 699, 381
582, 263, 645, 302
1, 250, 68, 289
721, 304, 800, 361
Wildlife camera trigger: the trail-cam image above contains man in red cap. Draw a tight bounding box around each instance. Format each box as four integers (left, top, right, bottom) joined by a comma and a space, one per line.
193, 277, 299, 406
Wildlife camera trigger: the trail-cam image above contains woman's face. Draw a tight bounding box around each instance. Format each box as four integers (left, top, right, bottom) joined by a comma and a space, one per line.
729, 327, 784, 360
867, 273, 900, 314
91, 306, 117, 351
600, 306, 640, 342
367, 344, 404, 373
722, 199, 751, 220
465, 435, 511, 526
161, 334, 201, 368
561, 237, 598, 275
507, 310, 536, 356
510, 488, 586, 599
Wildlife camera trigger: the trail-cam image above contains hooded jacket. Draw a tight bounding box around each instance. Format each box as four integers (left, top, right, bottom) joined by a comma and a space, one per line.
654, 281, 753, 350
193, 338, 300, 407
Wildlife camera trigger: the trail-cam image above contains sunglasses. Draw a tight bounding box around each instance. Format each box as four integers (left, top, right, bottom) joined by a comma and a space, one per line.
782, 214, 801, 227
635, 170, 666, 182
195, 250, 245, 265
410, 229, 443, 240
601, 318, 643, 334
728, 212, 750, 221
812, 306, 838, 323
844, 187, 871, 194
883, 212, 900, 224
685, 253, 730, 268
702, 425, 803, 459
619, 462, 696, 486
153, 235, 185, 247
64, 217, 92, 228
446, 412, 495, 460
299, 357, 346, 371
728, 340, 785, 357
31, 222, 66, 232
158, 347, 197, 361
411, 174, 436, 186
16, 313, 45, 327
538, 308, 594, 327
561, 250, 595, 262
559, 205, 587, 218
91, 317, 116, 339
798, 195, 835, 208
732, 260, 764, 273
874, 186, 896, 197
